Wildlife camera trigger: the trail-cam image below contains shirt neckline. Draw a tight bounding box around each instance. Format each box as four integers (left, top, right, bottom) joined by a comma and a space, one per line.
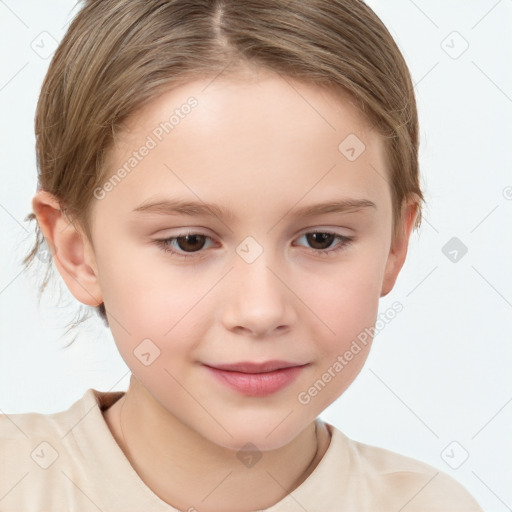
70, 388, 349, 511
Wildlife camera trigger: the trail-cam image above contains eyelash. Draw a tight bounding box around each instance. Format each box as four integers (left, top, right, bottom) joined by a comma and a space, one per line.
154, 231, 354, 260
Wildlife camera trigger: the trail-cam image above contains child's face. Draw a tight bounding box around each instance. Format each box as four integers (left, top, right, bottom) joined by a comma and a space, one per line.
81, 70, 413, 450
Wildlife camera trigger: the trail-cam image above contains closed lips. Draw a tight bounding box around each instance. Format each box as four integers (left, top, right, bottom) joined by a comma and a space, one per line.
204, 361, 309, 373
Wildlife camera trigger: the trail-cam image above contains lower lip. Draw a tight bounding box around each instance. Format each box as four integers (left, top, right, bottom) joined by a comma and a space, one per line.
203, 364, 308, 397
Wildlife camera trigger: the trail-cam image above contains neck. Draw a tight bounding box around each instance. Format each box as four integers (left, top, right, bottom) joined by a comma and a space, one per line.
103, 378, 331, 512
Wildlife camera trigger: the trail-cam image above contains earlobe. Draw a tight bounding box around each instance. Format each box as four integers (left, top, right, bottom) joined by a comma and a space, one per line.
32, 190, 103, 307
380, 200, 419, 298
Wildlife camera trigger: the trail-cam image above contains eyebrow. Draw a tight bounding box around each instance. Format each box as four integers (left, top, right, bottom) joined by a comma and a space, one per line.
132, 197, 376, 220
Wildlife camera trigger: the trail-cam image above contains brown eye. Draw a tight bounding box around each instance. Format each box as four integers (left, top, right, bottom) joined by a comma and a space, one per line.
305, 232, 336, 250
175, 234, 207, 252
295, 231, 354, 256
154, 232, 214, 259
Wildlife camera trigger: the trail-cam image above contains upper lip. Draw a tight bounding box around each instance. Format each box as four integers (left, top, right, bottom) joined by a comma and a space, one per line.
204, 360, 308, 374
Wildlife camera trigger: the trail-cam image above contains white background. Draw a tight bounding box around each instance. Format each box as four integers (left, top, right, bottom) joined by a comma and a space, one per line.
1, 1, 511, 510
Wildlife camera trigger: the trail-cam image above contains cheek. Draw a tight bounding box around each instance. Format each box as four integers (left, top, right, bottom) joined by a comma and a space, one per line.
301, 252, 384, 336
94, 242, 210, 371
93, 233, 190, 323
295, 262, 382, 410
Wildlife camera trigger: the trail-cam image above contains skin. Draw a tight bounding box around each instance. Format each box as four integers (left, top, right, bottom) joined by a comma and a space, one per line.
33, 67, 418, 512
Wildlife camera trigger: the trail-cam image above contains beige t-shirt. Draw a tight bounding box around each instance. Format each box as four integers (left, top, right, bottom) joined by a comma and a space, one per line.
0, 388, 483, 511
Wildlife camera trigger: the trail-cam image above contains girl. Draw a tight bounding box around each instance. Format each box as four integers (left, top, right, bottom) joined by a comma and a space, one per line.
1, 1, 484, 510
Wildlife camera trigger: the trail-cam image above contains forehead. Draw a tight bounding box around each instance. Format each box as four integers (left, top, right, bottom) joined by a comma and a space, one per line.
119, 71, 375, 144
100, 72, 390, 223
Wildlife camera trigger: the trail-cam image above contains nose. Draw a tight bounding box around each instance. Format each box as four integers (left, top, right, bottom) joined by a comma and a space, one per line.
221, 249, 296, 338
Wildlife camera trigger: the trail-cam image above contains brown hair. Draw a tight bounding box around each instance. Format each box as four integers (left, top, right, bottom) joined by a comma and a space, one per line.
24, 0, 425, 339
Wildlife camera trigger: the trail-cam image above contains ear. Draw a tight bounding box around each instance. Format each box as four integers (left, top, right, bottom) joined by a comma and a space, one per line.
31, 189, 103, 307
380, 198, 419, 298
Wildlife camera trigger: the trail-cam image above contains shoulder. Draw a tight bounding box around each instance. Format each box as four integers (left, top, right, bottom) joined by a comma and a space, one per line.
0, 389, 123, 442
0, 389, 124, 510
0, 403, 75, 508
0, 391, 93, 443
0, 394, 90, 474
330, 426, 484, 512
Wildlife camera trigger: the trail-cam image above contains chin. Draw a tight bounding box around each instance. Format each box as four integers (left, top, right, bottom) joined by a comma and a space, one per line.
200, 418, 311, 453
